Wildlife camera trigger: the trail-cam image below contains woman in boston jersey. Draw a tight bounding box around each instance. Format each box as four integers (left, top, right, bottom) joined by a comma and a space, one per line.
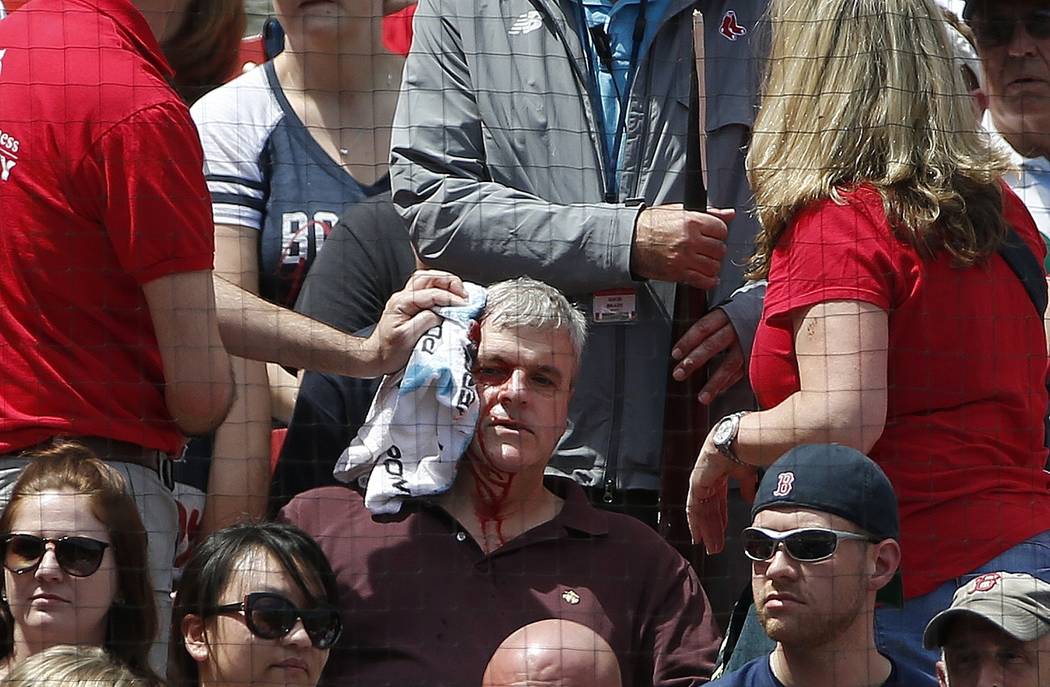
189, 0, 407, 529
686, 0, 1050, 680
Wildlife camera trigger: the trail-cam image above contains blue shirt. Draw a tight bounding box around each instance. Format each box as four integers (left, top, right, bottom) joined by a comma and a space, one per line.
577, 0, 672, 193
711, 654, 934, 687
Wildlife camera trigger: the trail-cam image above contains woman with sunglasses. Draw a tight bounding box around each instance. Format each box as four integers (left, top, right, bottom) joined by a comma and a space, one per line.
686, 0, 1050, 679
172, 521, 341, 687
0, 445, 155, 678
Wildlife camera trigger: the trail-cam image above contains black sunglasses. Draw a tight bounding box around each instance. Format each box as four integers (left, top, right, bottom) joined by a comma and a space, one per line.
1, 534, 110, 578
209, 592, 342, 650
742, 527, 875, 563
972, 9, 1050, 49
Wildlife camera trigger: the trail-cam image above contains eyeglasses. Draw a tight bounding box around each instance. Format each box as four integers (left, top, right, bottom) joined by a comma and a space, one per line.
1, 534, 110, 578
209, 592, 342, 650
742, 527, 875, 563
972, 9, 1050, 49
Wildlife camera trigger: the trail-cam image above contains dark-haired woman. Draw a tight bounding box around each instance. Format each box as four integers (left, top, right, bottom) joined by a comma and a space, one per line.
0, 445, 156, 678
172, 521, 340, 687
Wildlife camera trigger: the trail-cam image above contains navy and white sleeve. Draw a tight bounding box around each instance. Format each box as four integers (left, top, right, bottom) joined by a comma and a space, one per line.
190, 67, 282, 231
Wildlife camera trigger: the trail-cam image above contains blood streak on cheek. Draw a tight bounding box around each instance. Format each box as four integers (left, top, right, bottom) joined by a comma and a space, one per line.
468, 434, 513, 546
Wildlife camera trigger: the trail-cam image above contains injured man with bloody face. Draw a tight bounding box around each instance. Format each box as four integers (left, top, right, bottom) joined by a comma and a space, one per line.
281, 276, 722, 687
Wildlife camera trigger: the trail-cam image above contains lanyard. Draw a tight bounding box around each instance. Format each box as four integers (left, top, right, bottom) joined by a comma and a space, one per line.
576, 0, 648, 201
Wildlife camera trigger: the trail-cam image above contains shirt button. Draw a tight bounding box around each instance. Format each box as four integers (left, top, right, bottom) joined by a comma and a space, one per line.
455, 531, 467, 542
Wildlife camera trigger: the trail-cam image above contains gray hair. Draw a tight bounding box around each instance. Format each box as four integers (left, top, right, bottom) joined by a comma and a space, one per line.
5, 645, 161, 687
481, 278, 588, 361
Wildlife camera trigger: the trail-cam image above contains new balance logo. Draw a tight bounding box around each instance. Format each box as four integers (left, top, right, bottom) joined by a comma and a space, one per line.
508, 10, 543, 36
719, 10, 747, 41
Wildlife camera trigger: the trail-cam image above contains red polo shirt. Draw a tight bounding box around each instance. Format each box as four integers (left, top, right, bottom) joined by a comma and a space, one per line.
0, 0, 214, 454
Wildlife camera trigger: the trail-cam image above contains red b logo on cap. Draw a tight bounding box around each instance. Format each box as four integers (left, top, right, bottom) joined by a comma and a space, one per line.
969, 573, 1002, 594
772, 472, 794, 497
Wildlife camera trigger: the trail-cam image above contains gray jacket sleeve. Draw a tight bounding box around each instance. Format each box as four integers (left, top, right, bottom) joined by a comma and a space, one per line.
389, 0, 643, 294
718, 280, 765, 369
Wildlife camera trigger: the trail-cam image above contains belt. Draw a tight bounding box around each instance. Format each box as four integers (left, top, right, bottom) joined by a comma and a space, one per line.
1, 436, 175, 489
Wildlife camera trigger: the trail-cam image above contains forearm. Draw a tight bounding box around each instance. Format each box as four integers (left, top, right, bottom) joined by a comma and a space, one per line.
214, 277, 381, 378
395, 175, 642, 293
203, 356, 272, 535
734, 389, 886, 467
267, 364, 300, 425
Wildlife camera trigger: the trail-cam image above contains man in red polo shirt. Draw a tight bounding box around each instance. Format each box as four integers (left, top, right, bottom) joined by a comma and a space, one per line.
0, 0, 233, 671
0, 0, 465, 673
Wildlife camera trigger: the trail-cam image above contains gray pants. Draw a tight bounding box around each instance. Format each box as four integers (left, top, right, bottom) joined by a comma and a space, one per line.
0, 458, 176, 676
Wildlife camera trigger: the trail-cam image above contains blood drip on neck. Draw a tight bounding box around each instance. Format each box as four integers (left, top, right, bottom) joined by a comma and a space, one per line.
467, 440, 514, 547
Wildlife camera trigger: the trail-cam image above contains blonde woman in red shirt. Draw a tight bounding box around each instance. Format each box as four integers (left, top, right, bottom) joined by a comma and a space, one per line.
687, 0, 1050, 680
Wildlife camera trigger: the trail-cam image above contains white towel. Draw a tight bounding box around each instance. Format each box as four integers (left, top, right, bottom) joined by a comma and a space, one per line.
333, 282, 487, 514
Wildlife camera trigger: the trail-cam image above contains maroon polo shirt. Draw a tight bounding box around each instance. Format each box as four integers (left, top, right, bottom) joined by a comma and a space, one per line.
0, 0, 213, 454
281, 477, 721, 687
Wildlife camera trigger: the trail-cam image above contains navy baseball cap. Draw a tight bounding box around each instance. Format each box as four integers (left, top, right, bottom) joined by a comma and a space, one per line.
751, 444, 903, 605
752, 444, 900, 541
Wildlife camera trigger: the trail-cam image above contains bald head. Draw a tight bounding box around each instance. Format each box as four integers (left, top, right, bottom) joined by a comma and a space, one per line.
482, 620, 622, 687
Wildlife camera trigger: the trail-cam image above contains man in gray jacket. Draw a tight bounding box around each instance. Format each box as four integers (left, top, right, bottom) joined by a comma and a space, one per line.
390, 0, 766, 524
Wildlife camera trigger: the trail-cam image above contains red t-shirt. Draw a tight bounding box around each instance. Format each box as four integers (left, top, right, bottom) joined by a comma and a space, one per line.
750, 185, 1050, 599
0, 0, 214, 454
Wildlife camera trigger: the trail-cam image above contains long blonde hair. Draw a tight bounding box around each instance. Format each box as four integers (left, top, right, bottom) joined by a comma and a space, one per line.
745, 0, 1011, 279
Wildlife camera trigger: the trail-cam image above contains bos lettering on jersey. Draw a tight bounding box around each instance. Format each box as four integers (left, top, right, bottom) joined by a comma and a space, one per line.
280, 210, 338, 265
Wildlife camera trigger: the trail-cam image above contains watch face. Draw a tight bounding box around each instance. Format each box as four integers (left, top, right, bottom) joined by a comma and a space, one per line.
712, 418, 733, 445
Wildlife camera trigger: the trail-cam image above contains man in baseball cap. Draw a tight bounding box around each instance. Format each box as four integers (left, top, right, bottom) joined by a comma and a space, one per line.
924, 572, 1050, 687
713, 445, 928, 686
961, 0, 1050, 241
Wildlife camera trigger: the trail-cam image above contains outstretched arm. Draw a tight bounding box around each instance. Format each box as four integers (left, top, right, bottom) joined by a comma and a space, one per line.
215, 270, 467, 377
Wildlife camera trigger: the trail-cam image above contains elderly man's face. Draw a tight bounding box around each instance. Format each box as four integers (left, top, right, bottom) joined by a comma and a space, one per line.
936, 616, 1050, 687
972, 1, 1050, 155
470, 324, 576, 476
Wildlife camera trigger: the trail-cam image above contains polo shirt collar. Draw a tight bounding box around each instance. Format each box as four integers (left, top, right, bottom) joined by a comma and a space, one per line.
379, 476, 612, 554
545, 476, 610, 536
65, 0, 175, 79
396, 475, 611, 536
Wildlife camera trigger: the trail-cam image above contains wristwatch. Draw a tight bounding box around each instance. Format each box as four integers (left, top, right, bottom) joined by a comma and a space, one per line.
712, 411, 751, 466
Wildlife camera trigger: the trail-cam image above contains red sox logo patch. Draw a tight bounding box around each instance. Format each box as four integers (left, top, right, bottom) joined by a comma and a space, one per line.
720, 10, 748, 41
772, 471, 795, 497
968, 572, 1003, 594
